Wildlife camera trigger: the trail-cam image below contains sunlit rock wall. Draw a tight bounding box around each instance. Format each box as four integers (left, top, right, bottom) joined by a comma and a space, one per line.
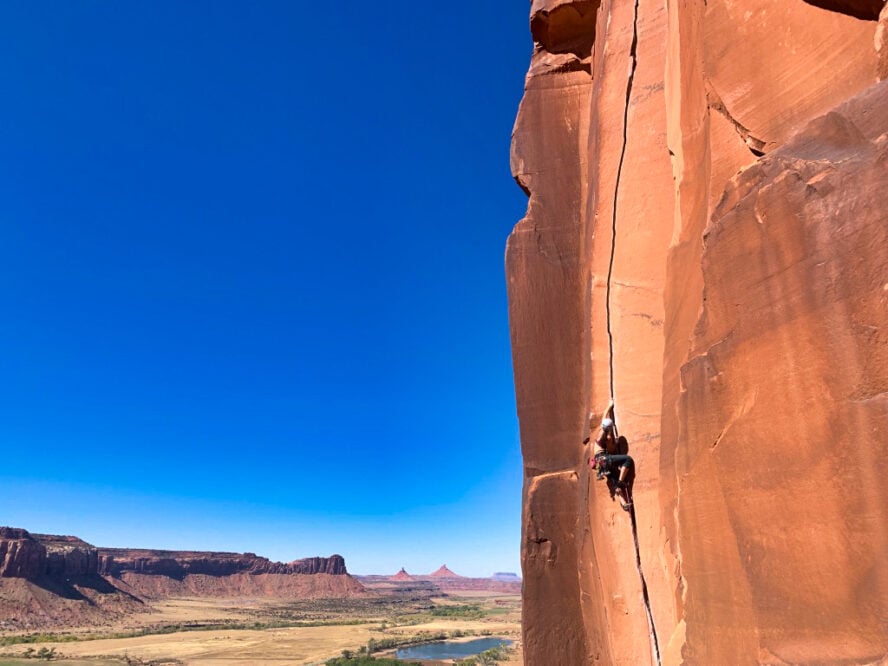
506, 1, 888, 664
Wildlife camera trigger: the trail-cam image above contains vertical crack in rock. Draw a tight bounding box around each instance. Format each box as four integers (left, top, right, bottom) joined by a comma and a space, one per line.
606, 0, 662, 662
605, 0, 640, 400
630, 505, 660, 665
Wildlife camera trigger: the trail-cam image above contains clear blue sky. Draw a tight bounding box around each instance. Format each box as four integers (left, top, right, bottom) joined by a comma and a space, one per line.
0, 2, 529, 577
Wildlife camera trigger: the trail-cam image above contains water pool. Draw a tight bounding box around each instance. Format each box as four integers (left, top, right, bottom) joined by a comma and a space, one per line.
395, 636, 512, 660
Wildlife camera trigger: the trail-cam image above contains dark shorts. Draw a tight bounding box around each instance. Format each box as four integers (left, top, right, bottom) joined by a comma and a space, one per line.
595, 453, 635, 483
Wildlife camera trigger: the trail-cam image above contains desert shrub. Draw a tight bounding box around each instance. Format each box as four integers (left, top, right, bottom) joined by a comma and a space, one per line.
429, 604, 484, 619
0, 632, 79, 646
365, 631, 448, 654
15, 646, 58, 660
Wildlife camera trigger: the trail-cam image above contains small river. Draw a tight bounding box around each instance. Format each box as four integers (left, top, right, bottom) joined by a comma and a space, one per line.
395, 636, 513, 660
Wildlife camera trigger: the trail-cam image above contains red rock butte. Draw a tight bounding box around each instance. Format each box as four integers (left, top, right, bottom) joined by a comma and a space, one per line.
358, 567, 519, 594
507, 1, 888, 664
428, 565, 462, 578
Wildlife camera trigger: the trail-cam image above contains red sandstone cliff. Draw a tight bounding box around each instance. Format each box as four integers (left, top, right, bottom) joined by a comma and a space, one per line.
507, 2, 888, 664
0, 530, 146, 630
96, 548, 359, 600
0, 529, 351, 583
0, 527, 364, 628
97, 548, 348, 577
0, 528, 46, 579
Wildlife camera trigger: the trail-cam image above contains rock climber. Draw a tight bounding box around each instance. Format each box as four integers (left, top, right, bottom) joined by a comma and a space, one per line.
586, 401, 635, 511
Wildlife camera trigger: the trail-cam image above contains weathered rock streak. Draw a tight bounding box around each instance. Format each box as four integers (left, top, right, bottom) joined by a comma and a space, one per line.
507, 1, 888, 664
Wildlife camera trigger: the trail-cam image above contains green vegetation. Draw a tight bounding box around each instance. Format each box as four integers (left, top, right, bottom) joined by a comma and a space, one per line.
326, 657, 420, 666
258, 593, 520, 627
0, 634, 81, 647
429, 604, 484, 619
0, 618, 373, 647
366, 631, 449, 654
0, 593, 520, 666
257, 595, 433, 623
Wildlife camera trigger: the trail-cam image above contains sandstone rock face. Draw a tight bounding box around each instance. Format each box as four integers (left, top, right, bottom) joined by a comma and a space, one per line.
676, 90, 888, 664
110, 572, 364, 601
0, 530, 99, 580
507, 2, 888, 664
0, 530, 146, 630
288, 555, 348, 575
36, 534, 100, 578
95, 547, 357, 601
97, 548, 347, 578
0, 528, 45, 579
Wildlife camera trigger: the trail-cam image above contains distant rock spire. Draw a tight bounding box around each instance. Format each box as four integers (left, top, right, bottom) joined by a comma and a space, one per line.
429, 564, 461, 578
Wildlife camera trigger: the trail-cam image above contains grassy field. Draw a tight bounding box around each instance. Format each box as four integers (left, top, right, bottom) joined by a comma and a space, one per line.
0, 593, 522, 665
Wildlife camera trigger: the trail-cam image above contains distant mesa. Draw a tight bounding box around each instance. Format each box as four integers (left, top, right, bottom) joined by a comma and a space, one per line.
492, 572, 520, 582
429, 564, 462, 578
0, 525, 364, 630
389, 567, 414, 581
0, 527, 352, 581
